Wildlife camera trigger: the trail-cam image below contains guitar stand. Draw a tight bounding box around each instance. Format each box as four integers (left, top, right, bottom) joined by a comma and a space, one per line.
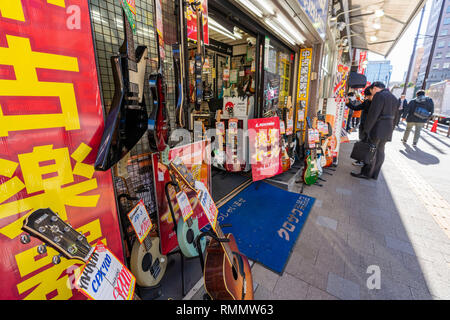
318, 177, 326, 182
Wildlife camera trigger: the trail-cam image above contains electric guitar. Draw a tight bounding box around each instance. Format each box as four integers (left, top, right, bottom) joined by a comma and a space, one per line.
302, 118, 319, 185
169, 157, 206, 258
95, 8, 149, 171
193, 1, 204, 111
20, 208, 141, 300
204, 224, 253, 300
148, 0, 169, 152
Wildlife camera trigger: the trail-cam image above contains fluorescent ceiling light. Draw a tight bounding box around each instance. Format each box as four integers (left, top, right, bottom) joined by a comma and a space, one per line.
372, 23, 381, 30
255, 0, 275, 15
236, 0, 263, 18
209, 25, 237, 40
275, 15, 305, 44
265, 19, 296, 45
374, 9, 384, 17
370, 35, 378, 42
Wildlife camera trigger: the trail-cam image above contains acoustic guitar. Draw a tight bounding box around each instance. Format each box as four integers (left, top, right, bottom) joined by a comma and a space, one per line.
204, 224, 253, 300
95, 7, 149, 171
148, 0, 169, 152
169, 157, 206, 258
20, 208, 141, 300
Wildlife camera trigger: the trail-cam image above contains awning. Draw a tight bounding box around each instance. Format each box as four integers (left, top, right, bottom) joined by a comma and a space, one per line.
343, 0, 426, 57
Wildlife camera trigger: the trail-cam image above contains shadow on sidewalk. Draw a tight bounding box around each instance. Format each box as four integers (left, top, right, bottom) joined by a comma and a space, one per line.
399, 144, 440, 165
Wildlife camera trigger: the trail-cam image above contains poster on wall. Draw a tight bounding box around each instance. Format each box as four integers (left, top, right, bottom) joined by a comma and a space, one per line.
152, 141, 211, 255
186, 0, 209, 45
248, 117, 282, 181
0, 1, 123, 299
296, 48, 313, 133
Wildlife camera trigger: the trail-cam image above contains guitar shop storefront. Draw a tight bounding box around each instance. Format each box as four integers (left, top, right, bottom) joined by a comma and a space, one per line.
203, 0, 299, 206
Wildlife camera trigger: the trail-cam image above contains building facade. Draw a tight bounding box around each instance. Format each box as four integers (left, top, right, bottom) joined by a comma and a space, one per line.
365, 60, 393, 85
417, 0, 450, 89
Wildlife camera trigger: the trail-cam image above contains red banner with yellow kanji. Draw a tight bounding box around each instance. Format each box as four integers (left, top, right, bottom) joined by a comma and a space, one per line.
0, 0, 123, 300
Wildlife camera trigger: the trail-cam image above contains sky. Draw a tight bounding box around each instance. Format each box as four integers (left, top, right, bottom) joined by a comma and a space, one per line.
367, 0, 432, 83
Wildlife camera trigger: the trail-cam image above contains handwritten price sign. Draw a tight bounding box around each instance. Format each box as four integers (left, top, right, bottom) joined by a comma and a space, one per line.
195, 181, 218, 232
127, 200, 153, 244
76, 242, 136, 300
176, 191, 194, 222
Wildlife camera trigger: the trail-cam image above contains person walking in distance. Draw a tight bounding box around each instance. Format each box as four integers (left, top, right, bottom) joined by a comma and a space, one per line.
395, 94, 408, 127
351, 82, 397, 180
401, 90, 434, 147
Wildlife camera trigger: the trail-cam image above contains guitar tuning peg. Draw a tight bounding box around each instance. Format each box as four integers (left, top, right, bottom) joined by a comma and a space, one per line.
20, 233, 31, 245
37, 244, 47, 254
52, 254, 62, 265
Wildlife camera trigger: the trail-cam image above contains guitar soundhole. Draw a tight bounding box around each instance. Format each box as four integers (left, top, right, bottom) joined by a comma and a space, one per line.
142, 253, 152, 272
186, 228, 194, 244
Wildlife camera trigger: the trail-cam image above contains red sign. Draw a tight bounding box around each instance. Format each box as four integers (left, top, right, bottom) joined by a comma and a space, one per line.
186, 0, 209, 45
248, 117, 283, 181
152, 141, 211, 255
0, 1, 123, 299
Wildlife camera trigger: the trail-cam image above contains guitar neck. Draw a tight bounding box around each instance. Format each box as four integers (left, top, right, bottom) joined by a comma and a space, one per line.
121, 10, 136, 62
214, 225, 234, 266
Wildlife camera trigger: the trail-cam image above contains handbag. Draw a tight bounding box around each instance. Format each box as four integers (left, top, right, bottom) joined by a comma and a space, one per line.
413, 106, 432, 120
350, 140, 377, 164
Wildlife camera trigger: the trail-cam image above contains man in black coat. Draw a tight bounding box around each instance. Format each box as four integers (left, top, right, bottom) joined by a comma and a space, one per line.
401, 90, 434, 146
351, 82, 398, 180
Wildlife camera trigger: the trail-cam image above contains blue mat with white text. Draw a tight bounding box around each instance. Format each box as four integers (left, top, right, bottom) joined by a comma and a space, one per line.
204, 181, 315, 274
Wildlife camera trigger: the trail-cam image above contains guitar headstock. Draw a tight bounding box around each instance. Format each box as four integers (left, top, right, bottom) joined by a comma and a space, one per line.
21, 208, 93, 264
169, 157, 197, 193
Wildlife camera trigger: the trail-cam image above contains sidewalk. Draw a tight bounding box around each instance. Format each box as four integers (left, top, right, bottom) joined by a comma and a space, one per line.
189, 123, 450, 300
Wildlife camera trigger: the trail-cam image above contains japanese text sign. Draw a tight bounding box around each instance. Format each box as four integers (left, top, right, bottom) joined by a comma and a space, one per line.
0, 1, 123, 300
127, 200, 153, 244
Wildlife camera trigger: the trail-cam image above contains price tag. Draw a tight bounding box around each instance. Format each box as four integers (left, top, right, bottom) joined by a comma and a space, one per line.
195, 181, 218, 232
176, 191, 194, 222
127, 200, 153, 244
76, 242, 136, 300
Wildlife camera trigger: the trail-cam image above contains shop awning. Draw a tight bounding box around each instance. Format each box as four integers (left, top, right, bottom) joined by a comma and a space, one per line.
344, 0, 426, 57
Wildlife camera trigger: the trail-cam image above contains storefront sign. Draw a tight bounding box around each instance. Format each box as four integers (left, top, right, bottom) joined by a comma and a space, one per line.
0, 1, 123, 300
186, 0, 209, 45
357, 50, 368, 75
297, 0, 329, 36
248, 117, 282, 181
152, 141, 211, 255
76, 242, 136, 300
127, 200, 153, 244
296, 48, 313, 132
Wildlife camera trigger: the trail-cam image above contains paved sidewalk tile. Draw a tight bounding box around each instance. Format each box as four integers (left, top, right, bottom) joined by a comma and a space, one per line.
326, 272, 360, 300
316, 216, 338, 231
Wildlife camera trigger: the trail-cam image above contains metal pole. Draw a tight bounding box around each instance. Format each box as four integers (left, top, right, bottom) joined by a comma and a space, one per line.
402, 5, 426, 95
422, 0, 446, 90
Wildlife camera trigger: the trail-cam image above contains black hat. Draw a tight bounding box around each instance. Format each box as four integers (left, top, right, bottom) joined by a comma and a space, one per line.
416, 90, 426, 97
364, 85, 373, 96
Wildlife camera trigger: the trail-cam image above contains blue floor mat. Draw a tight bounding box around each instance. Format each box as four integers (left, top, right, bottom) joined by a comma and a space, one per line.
203, 181, 315, 274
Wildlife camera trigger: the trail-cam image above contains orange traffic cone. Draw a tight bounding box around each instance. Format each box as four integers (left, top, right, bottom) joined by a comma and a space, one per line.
431, 119, 438, 133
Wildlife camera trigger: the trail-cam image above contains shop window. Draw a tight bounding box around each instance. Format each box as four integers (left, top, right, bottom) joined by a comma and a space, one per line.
444, 62, 450, 69
436, 52, 443, 59
433, 63, 440, 69
438, 40, 445, 48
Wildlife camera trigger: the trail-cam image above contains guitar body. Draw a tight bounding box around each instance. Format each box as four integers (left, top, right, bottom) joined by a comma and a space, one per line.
148, 72, 169, 151
130, 237, 167, 287
303, 154, 319, 185
204, 233, 253, 300
177, 217, 206, 258
324, 138, 333, 167
95, 46, 149, 171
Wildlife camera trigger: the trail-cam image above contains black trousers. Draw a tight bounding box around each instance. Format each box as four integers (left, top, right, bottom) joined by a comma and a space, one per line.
361, 139, 387, 180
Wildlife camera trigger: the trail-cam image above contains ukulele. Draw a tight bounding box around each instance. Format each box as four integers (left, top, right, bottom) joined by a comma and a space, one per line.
204, 224, 253, 300
20, 208, 141, 300
168, 157, 206, 258
148, 0, 169, 152
95, 7, 149, 171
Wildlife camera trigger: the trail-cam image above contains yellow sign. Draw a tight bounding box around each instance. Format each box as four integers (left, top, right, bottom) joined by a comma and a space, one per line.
295, 48, 312, 133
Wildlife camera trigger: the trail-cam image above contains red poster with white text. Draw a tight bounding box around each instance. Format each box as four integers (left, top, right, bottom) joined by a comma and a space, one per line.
0, 1, 123, 300
248, 117, 283, 181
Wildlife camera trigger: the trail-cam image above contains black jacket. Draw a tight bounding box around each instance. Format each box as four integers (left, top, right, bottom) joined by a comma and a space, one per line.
363, 89, 398, 142
398, 98, 408, 110
347, 99, 371, 131
401, 95, 434, 123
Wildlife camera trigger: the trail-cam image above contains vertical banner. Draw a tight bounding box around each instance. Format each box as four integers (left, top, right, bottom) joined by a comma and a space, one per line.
0, 1, 123, 299
186, 0, 209, 45
248, 117, 282, 181
296, 48, 312, 133
154, 0, 165, 62
152, 141, 211, 255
